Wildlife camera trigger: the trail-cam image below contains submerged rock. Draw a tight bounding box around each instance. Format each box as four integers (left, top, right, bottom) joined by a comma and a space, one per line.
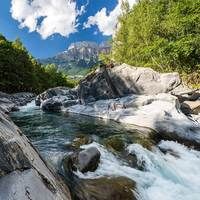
70, 135, 92, 150
104, 135, 125, 152
70, 176, 137, 200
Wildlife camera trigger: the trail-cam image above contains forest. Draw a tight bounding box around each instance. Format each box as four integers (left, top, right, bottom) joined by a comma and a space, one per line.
0, 34, 75, 93
111, 0, 200, 87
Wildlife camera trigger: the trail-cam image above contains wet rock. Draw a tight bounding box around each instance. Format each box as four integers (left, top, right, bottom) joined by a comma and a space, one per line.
41, 97, 63, 112
68, 176, 137, 200
63, 147, 100, 173
181, 100, 200, 115
0, 92, 34, 113
78, 147, 100, 173
67, 93, 200, 148
70, 135, 92, 150
104, 135, 125, 152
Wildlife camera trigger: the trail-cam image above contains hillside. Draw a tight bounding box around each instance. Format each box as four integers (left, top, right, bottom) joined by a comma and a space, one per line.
39, 41, 111, 76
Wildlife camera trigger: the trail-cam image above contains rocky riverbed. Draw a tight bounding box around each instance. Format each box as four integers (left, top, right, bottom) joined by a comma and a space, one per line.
0, 63, 200, 200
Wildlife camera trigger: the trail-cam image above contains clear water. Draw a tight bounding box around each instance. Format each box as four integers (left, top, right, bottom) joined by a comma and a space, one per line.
10, 101, 200, 200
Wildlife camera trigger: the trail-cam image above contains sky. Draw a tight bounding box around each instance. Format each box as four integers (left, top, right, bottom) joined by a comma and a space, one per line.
0, 0, 135, 59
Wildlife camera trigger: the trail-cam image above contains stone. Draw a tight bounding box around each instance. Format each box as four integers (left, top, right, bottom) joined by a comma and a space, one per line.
70, 135, 92, 149
0, 92, 34, 113
62, 147, 101, 174
77, 64, 182, 103
70, 176, 137, 200
36, 87, 77, 106
181, 100, 200, 115
41, 97, 63, 112
104, 135, 125, 152
77, 147, 101, 173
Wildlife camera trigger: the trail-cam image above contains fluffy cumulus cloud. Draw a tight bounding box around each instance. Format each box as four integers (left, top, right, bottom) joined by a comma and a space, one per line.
84, 0, 136, 36
10, 0, 81, 39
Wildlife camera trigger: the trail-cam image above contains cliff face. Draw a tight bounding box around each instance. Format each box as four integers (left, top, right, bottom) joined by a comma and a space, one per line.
40, 41, 111, 75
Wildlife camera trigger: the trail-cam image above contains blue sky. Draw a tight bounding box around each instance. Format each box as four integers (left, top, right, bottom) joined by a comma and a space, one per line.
0, 0, 119, 59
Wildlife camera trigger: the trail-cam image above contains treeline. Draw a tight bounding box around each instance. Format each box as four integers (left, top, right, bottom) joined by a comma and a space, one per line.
0, 35, 76, 94
110, 0, 200, 86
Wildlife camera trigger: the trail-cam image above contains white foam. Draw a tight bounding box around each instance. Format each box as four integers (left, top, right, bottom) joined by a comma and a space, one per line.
19, 100, 36, 112
76, 141, 200, 200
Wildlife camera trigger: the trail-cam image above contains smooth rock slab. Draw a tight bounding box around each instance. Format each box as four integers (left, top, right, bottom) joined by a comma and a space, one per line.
0, 169, 55, 200
66, 93, 200, 146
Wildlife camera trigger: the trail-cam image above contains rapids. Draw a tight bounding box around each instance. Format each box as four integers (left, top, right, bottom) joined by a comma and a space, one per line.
10, 101, 200, 200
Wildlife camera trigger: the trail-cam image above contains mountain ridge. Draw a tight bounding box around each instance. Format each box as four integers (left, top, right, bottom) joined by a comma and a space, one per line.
39, 41, 111, 76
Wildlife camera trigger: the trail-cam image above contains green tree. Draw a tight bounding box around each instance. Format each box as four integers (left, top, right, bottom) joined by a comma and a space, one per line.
112, 0, 200, 73
0, 35, 76, 93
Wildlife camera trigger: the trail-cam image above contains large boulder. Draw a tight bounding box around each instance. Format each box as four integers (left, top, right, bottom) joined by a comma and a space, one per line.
63, 147, 101, 174
77, 64, 182, 103
0, 110, 71, 200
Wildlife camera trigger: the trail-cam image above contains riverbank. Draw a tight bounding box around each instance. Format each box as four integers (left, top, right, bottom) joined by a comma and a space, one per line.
0, 94, 72, 200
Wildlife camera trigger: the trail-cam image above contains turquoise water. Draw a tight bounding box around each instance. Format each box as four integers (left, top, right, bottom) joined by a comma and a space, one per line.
10, 101, 200, 200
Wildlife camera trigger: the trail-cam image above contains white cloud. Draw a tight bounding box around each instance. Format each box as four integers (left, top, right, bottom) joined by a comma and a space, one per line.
10, 0, 81, 39
84, 0, 136, 36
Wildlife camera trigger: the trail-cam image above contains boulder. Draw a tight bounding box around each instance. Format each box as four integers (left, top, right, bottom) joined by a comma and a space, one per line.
78, 147, 101, 173
36, 87, 77, 106
70, 176, 137, 200
0, 110, 71, 199
41, 97, 63, 112
63, 147, 101, 173
77, 64, 182, 103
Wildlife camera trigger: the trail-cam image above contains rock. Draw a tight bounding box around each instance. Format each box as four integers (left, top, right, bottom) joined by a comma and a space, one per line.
104, 135, 125, 152
78, 147, 101, 173
41, 97, 63, 112
36, 87, 77, 106
63, 147, 100, 173
70, 176, 137, 200
0, 92, 35, 113
0, 110, 71, 199
67, 93, 200, 148
182, 100, 200, 115
70, 135, 92, 150
77, 64, 182, 103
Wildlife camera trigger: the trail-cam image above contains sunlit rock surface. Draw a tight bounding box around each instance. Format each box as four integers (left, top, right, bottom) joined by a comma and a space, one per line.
66, 93, 200, 145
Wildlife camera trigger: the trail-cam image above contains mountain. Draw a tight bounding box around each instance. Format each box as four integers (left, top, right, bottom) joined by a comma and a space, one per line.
39, 41, 111, 76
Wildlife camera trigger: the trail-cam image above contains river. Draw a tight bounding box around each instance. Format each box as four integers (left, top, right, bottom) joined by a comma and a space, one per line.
10, 101, 200, 200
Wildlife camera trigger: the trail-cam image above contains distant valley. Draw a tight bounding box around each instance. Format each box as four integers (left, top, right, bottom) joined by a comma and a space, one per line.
39, 41, 111, 76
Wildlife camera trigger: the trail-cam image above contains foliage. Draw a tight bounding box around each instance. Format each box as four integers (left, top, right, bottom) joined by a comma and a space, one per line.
112, 0, 200, 75
0, 35, 75, 93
